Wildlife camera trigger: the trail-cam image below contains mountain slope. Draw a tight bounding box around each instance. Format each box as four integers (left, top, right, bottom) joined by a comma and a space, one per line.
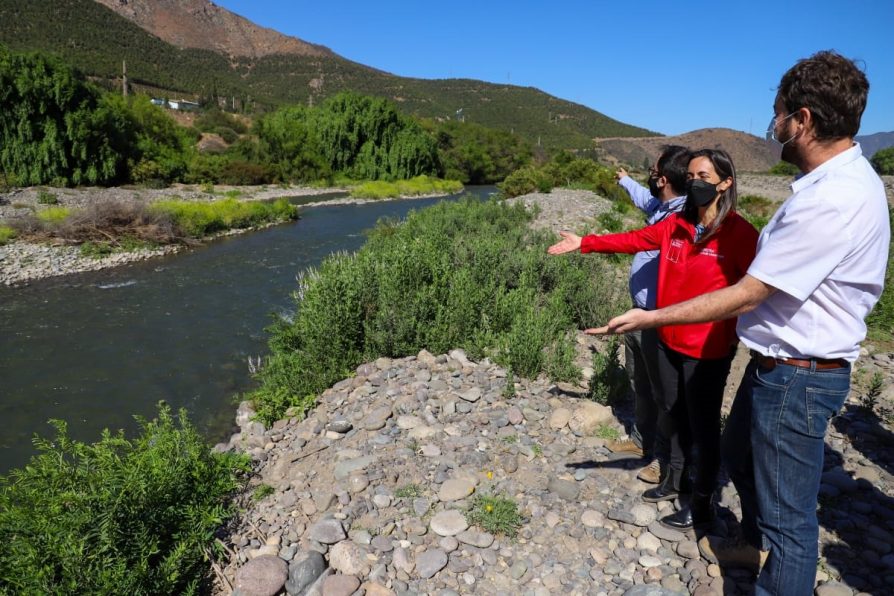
93, 0, 332, 59
595, 128, 779, 173
0, 0, 656, 149
856, 132, 894, 158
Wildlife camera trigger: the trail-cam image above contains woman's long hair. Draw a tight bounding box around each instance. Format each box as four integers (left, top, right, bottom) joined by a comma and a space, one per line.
683, 148, 738, 244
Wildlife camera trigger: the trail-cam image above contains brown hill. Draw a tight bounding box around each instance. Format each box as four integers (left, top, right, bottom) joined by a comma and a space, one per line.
94, 0, 334, 59
596, 128, 780, 172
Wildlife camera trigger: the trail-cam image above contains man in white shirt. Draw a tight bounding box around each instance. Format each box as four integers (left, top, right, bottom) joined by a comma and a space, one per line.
590, 51, 890, 595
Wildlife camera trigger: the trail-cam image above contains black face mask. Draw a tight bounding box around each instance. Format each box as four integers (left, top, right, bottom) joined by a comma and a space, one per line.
686, 179, 719, 208
648, 175, 662, 198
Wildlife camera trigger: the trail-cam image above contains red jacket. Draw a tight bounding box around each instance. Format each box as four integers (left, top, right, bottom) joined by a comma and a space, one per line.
581, 212, 758, 359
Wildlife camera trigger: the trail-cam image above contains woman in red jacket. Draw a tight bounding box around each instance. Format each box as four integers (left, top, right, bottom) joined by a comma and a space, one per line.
548, 149, 758, 531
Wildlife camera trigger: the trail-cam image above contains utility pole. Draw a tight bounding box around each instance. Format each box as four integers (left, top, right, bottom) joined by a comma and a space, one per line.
122, 60, 128, 97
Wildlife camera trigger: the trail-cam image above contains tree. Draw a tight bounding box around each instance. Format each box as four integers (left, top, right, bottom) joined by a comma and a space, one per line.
870, 146, 894, 175
0, 47, 126, 185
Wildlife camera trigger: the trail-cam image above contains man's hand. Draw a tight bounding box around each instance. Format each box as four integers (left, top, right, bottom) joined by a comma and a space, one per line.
584, 308, 655, 335
547, 231, 582, 255
615, 167, 628, 181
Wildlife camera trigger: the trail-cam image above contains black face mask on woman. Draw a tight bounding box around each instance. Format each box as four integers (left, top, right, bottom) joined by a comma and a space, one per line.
686, 179, 719, 208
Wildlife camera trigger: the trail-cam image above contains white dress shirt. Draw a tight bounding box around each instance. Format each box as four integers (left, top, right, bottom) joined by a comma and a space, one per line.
737, 143, 890, 362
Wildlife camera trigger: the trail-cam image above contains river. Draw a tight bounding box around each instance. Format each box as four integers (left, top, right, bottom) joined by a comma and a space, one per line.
0, 186, 496, 474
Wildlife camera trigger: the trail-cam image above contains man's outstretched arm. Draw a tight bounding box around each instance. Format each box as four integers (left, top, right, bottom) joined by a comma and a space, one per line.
587, 274, 777, 334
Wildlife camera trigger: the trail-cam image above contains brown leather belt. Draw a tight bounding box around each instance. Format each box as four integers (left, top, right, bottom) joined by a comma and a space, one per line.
750, 350, 848, 371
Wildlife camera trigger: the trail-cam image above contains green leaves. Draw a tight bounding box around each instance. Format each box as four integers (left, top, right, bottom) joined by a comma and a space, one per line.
251, 197, 627, 423
0, 404, 247, 594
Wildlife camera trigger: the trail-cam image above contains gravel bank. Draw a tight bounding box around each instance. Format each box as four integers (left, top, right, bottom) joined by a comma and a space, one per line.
0, 185, 459, 287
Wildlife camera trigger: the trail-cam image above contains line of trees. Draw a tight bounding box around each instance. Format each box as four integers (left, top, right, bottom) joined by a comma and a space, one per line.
0, 45, 534, 189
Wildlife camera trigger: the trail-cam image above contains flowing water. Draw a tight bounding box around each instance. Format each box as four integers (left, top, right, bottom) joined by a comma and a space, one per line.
0, 187, 496, 473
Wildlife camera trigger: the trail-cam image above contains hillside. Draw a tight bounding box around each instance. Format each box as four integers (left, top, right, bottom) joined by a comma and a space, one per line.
857, 131, 894, 158
595, 128, 779, 173
0, 0, 656, 149
93, 0, 333, 59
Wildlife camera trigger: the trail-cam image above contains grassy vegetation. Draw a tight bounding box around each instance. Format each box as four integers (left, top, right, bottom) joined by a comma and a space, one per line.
0, 404, 248, 595
35, 206, 72, 226
394, 484, 424, 499
151, 198, 298, 237
349, 176, 463, 199
250, 197, 627, 424
0, 224, 16, 245
251, 484, 275, 502
36, 189, 58, 204
737, 194, 778, 231
499, 152, 630, 204
588, 337, 628, 406
467, 493, 524, 538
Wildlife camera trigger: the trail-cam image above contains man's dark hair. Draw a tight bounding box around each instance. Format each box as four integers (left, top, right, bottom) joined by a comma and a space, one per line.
778, 50, 869, 140
656, 144, 691, 196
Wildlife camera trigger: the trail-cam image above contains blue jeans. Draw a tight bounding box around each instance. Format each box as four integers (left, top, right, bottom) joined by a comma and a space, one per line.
722, 357, 851, 596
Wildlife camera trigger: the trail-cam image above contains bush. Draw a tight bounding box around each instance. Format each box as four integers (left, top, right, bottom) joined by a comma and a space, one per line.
151, 198, 298, 237
36, 190, 58, 204
588, 337, 628, 406
213, 126, 239, 144
250, 197, 626, 423
349, 176, 463, 199
36, 206, 72, 226
768, 161, 800, 176
738, 194, 777, 231
218, 160, 273, 185
0, 225, 17, 245
0, 404, 248, 595
870, 147, 894, 175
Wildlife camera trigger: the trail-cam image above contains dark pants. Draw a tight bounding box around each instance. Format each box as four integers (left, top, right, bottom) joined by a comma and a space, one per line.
722, 357, 850, 596
654, 340, 734, 494
624, 327, 668, 462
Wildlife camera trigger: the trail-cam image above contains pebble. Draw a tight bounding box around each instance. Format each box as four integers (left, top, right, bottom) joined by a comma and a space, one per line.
438, 478, 476, 501
430, 510, 469, 536
233, 555, 288, 596
322, 574, 360, 596
415, 548, 448, 579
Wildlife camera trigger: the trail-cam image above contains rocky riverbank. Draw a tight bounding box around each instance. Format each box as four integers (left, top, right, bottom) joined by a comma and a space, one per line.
216, 344, 894, 596
0, 184, 460, 287
214, 187, 894, 596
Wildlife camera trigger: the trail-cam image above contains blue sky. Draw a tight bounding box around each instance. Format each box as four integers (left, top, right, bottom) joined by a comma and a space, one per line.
216, 0, 893, 137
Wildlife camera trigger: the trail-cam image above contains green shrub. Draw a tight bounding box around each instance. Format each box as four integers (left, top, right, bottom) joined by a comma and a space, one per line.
349, 176, 463, 199
0, 225, 17, 245
467, 493, 523, 538
588, 337, 628, 406
597, 211, 623, 233
218, 160, 272, 185
498, 166, 553, 197
0, 404, 248, 595
213, 126, 238, 144
151, 198, 298, 237
768, 161, 801, 176
36, 206, 72, 226
79, 240, 114, 258
36, 190, 58, 204
871, 147, 894, 175
250, 197, 626, 423
738, 194, 778, 231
